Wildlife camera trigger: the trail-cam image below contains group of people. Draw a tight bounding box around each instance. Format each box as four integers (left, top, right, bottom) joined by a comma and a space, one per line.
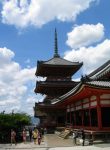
11, 128, 86, 146
73, 129, 85, 146
11, 127, 45, 145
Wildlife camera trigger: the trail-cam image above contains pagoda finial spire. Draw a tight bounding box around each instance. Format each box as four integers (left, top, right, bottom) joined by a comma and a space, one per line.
54, 28, 59, 57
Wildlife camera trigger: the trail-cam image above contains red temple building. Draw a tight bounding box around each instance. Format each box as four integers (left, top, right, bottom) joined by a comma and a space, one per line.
34, 30, 110, 136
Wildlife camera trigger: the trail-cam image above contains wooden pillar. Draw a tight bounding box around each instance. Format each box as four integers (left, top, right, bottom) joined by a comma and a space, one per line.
66, 109, 67, 125
81, 101, 84, 127
82, 110, 84, 128
97, 95, 102, 130
89, 97, 91, 128
74, 104, 76, 127
70, 109, 72, 125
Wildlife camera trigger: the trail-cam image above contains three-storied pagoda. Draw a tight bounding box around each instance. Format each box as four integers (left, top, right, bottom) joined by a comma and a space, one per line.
34, 29, 83, 128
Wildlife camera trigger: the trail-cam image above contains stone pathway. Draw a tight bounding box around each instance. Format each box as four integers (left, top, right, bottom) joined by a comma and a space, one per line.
0, 134, 110, 150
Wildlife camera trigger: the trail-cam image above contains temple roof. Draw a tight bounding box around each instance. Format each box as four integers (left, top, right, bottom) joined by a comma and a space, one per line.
88, 60, 110, 80
51, 81, 110, 105
36, 57, 83, 76
39, 57, 82, 66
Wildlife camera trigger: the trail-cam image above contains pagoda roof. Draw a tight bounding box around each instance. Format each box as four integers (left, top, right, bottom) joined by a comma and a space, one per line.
34, 80, 78, 95
88, 60, 110, 80
36, 57, 83, 76
39, 57, 82, 66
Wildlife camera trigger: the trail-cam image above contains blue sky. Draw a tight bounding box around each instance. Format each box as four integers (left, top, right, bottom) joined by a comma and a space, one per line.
0, 0, 110, 115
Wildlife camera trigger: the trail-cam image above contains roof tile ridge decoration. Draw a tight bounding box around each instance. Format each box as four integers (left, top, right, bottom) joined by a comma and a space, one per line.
86, 80, 110, 88
95, 64, 110, 79
41, 57, 58, 63
88, 59, 110, 79
61, 57, 83, 65
91, 64, 110, 79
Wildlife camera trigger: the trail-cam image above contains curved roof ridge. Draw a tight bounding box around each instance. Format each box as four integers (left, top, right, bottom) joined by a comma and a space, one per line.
88, 59, 110, 79
39, 56, 83, 66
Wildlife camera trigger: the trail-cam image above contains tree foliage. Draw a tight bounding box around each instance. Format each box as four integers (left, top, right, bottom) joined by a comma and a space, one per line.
0, 113, 31, 143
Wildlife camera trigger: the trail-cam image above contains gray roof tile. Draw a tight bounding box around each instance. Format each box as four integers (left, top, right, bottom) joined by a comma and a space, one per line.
86, 81, 110, 87
42, 57, 83, 66
89, 60, 110, 79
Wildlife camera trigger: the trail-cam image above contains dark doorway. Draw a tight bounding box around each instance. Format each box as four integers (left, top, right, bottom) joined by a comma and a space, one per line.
101, 107, 110, 127
83, 109, 90, 126
71, 111, 75, 126
75, 110, 82, 126
90, 108, 98, 127
67, 112, 71, 124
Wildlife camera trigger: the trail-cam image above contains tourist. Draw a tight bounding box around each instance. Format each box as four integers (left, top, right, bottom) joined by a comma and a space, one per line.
81, 129, 85, 146
73, 130, 78, 145
41, 128, 44, 142
37, 130, 42, 145
29, 128, 32, 142
22, 128, 27, 143
32, 128, 38, 144
44, 127, 47, 134
11, 129, 17, 145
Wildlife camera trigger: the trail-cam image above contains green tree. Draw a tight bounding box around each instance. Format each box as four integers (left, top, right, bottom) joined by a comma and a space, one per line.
0, 113, 31, 143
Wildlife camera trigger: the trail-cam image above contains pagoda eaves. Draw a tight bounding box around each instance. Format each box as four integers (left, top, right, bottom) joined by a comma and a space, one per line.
35, 80, 78, 96
36, 57, 83, 77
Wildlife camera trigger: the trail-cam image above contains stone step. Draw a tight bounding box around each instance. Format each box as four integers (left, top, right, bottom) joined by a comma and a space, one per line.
59, 129, 71, 139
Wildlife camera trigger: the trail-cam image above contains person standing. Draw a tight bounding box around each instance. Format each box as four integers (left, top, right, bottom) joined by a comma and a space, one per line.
32, 128, 38, 144
22, 128, 27, 143
37, 130, 42, 145
29, 128, 32, 142
81, 129, 85, 146
11, 129, 17, 145
73, 131, 78, 145
44, 127, 47, 134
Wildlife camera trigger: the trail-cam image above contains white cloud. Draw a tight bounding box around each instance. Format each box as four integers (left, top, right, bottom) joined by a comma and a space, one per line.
0, 47, 15, 66
64, 23, 110, 75
66, 23, 104, 49
1, 0, 96, 28
64, 39, 110, 74
0, 47, 36, 114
